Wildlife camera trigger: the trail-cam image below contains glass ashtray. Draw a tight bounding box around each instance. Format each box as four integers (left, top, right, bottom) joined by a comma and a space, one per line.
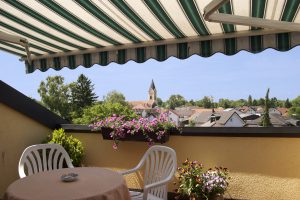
60, 173, 78, 182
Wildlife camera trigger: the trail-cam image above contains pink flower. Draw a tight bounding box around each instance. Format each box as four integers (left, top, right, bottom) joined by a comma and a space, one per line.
112, 142, 118, 150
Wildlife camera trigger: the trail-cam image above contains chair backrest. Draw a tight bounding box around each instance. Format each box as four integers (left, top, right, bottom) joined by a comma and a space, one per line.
18, 143, 74, 178
140, 145, 177, 200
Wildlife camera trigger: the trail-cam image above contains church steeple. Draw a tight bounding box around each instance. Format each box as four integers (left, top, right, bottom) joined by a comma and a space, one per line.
149, 79, 156, 91
148, 79, 157, 101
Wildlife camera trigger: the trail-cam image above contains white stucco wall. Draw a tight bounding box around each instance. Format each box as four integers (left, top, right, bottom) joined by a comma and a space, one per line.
225, 113, 245, 127
168, 112, 179, 126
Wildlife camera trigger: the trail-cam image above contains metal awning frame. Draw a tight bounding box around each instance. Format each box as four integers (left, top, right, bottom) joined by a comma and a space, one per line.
0, 31, 31, 64
204, 0, 300, 32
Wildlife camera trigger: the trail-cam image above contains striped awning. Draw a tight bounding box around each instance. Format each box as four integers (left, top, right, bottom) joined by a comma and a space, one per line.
0, 0, 300, 73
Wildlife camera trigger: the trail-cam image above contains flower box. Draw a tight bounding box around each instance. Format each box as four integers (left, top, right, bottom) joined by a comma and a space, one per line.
91, 113, 177, 148
101, 127, 169, 143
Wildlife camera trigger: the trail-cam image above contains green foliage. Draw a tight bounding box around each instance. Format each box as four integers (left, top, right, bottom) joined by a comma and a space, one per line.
103, 90, 127, 106
195, 96, 214, 108
73, 102, 138, 124
289, 96, 300, 119
38, 76, 72, 120
285, 98, 292, 108
166, 94, 186, 109
156, 97, 164, 107
185, 99, 196, 107
189, 120, 196, 127
202, 96, 213, 108
257, 98, 265, 106
270, 97, 279, 108
247, 95, 253, 106
231, 99, 247, 107
252, 99, 258, 106
46, 129, 84, 167
218, 98, 232, 109
175, 159, 230, 200
70, 74, 98, 117
261, 88, 272, 127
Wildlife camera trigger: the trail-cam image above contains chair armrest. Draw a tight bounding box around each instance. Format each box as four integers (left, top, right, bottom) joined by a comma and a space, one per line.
119, 166, 140, 175
142, 177, 173, 200
144, 178, 171, 191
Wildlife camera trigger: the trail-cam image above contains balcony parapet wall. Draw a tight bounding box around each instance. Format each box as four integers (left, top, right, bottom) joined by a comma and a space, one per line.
62, 125, 300, 200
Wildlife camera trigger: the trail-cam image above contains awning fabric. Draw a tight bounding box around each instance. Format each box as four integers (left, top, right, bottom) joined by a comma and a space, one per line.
0, 0, 300, 73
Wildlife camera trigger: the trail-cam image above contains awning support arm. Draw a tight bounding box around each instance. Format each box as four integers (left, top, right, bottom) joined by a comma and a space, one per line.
204, 0, 300, 32
0, 31, 32, 64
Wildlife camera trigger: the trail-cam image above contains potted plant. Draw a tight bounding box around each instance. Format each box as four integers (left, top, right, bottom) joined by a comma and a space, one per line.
45, 128, 84, 167
90, 112, 177, 149
175, 159, 230, 200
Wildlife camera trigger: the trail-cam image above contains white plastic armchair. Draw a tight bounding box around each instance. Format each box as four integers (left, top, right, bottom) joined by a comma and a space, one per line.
121, 145, 177, 200
18, 143, 74, 178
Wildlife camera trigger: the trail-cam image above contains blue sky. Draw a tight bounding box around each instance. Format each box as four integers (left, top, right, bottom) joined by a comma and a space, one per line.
0, 47, 300, 102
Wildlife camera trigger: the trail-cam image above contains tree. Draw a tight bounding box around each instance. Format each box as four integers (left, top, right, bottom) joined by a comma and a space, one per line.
270, 97, 278, 108
202, 96, 213, 108
156, 97, 164, 107
72, 102, 138, 124
166, 94, 186, 109
232, 99, 247, 107
247, 95, 253, 106
195, 99, 203, 107
218, 98, 232, 109
103, 90, 127, 106
288, 96, 300, 119
38, 76, 71, 120
261, 88, 272, 127
70, 74, 98, 116
257, 98, 265, 106
252, 99, 258, 106
185, 99, 196, 106
285, 98, 292, 108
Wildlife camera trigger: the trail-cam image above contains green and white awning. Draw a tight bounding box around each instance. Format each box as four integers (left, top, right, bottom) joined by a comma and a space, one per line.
0, 0, 300, 73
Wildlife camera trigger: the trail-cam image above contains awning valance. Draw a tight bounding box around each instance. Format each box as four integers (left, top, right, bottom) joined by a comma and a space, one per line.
0, 0, 300, 73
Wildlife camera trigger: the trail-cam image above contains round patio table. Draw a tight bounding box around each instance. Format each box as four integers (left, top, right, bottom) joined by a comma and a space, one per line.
4, 167, 130, 200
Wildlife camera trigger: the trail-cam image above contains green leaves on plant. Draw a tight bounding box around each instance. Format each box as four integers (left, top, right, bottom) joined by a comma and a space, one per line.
46, 128, 84, 167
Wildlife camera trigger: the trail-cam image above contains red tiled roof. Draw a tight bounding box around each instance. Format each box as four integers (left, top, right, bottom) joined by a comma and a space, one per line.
277, 107, 289, 116
128, 100, 155, 110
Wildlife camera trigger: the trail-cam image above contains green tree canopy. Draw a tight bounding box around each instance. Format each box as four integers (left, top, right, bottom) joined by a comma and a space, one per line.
252, 99, 258, 106
38, 76, 71, 120
103, 90, 127, 106
156, 97, 164, 107
257, 98, 265, 106
218, 98, 232, 109
202, 96, 213, 108
247, 95, 253, 106
70, 74, 98, 116
289, 96, 300, 119
285, 98, 292, 108
73, 102, 138, 124
261, 88, 272, 127
231, 99, 247, 107
166, 94, 186, 109
185, 99, 196, 107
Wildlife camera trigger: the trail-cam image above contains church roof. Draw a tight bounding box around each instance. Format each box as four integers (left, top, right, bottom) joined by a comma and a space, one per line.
128, 100, 154, 110
149, 80, 156, 91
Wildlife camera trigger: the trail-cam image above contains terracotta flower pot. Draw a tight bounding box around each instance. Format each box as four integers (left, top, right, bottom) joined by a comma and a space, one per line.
208, 193, 224, 200
188, 194, 224, 200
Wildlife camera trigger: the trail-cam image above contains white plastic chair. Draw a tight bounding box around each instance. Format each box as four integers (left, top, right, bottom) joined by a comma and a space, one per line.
121, 145, 177, 200
18, 143, 74, 178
